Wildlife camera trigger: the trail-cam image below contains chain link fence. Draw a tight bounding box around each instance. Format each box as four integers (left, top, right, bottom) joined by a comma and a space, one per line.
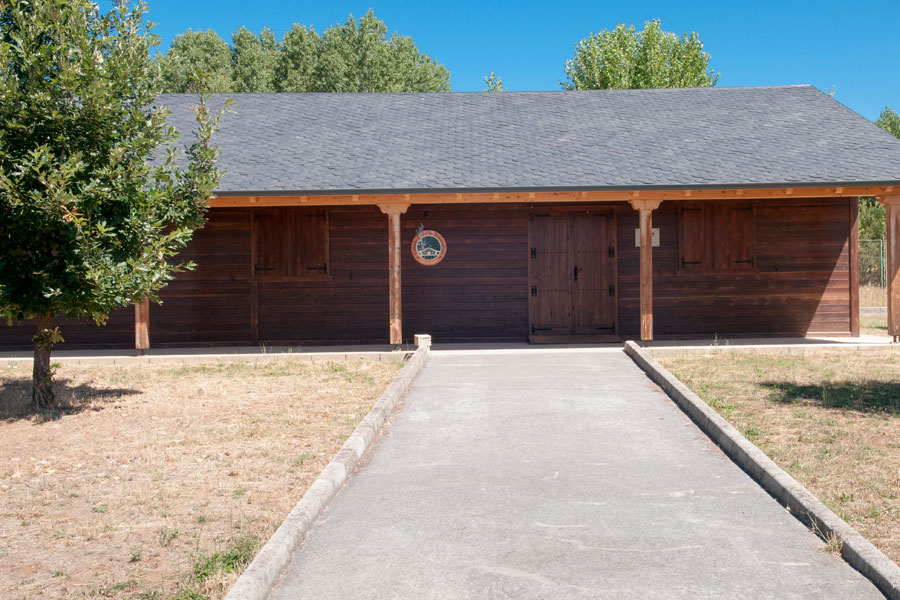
860, 238, 886, 288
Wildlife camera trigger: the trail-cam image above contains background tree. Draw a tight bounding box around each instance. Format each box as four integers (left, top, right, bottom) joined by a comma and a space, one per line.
858, 107, 900, 242
154, 29, 233, 93
562, 19, 718, 90
483, 72, 505, 92
276, 23, 320, 92
232, 26, 279, 92
0, 0, 227, 408
155, 10, 450, 93
875, 106, 900, 139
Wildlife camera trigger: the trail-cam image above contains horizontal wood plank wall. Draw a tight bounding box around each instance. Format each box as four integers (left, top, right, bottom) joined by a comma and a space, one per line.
0, 308, 134, 351
402, 204, 529, 342
0, 208, 254, 351
617, 198, 853, 338
0, 198, 854, 349
256, 205, 388, 344
153, 208, 253, 346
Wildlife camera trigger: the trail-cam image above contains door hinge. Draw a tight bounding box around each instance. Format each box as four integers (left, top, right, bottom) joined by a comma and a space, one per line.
608, 284, 615, 296
254, 266, 275, 272
682, 258, 702, 266
531, 324, 552, 334
608, 245, 615, 258
530, 247, 536, 259
531, 285, 537, 297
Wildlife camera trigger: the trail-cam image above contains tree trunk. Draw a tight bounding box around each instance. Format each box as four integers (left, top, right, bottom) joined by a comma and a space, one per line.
32, 313, 56, 410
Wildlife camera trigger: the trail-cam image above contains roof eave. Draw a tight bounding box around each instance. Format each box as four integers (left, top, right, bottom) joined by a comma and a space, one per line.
212, 181, 900, 198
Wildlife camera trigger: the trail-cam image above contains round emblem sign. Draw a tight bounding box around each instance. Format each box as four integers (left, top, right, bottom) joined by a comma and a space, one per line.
411, 230, 447, 265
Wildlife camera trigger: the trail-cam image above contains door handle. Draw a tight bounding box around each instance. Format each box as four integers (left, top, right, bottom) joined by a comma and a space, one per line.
573, 266, 579, 281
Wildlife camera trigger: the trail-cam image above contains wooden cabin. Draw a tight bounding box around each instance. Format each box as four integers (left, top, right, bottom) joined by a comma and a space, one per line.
3, 85, 900, 349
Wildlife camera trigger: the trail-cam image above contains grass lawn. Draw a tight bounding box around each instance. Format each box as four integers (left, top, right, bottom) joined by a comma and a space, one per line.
657, 349, 900, 565
0, 358, 402, 600
860, 284, 887, 308
862, 314, 889, 337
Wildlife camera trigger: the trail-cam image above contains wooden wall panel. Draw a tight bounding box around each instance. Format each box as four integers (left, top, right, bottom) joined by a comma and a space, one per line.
0, 309, 134, 351
153, 209, 253, 346
401, 204, 530, 342
0, 198, 856, 349
617, 198, 853, 338
256, 206, 388, 344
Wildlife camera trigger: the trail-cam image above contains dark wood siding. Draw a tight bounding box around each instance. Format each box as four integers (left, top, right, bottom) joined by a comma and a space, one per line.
256, 205, 388, 344
617, 198, 854, 338
154, 209, 253, 346
0, 308, 134, 351
0, 198, 855, 349
402, 204, 529, 342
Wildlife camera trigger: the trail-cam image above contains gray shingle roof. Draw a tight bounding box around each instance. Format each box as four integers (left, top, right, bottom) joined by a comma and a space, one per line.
156, 86, 900, 195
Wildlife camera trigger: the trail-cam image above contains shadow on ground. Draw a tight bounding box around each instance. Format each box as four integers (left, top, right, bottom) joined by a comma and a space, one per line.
761, 380, 900, 413
0, 377, 139, 422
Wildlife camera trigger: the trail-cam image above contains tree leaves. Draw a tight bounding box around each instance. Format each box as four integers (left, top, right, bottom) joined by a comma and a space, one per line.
875, 107, 900, 139
154, 10, 451, 94
0, 0, 227, 325
562, 19, 718, 90
857, 107, 900, 240
483, 72, 504, 92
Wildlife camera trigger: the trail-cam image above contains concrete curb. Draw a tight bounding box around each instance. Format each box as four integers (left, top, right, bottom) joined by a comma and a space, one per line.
223, 345, 431, 600
646, 343, 897, 357
624, 340, 900, 600
1, 350, 408, 368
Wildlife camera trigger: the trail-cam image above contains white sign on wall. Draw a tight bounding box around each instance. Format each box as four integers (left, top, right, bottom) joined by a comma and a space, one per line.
634, 228, 660, 247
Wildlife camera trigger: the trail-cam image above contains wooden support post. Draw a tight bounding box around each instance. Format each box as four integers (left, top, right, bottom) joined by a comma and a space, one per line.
379, 202, 410, 347
849, 198, 860, 337
134, 298, 150, 351
880, 195, 900, 342
629, 198, 663, 341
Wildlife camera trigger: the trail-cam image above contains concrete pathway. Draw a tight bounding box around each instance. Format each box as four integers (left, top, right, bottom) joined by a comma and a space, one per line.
269, 349, 885, 599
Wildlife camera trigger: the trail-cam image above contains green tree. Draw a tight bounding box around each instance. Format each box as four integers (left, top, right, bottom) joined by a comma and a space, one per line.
859, 197, 885, 240
276, 23, 321, 92
562, 19, 718, 90
232, 26, 279, 93
313, 10, 450, 92
156, 10, 451, 93
875, 106, 900, 139
483, 72, 504, 92
0, 0, 227, 408
155, 28, 233, 93
858, 107, 900, 241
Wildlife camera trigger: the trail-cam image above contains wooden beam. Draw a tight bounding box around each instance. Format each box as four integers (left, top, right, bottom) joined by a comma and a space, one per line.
880, 195, 900, 341
378, 202, 409, 347
639, 208, 654, 341
628, 198, 662, 342
208, 185, 898, 208
134, 299, 150, 351
849, 198, 860, 337
628, 198, 663, 212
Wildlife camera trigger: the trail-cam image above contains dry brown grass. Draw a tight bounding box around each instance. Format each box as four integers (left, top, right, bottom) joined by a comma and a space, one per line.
0, 358, 402, 600
657, 349, 900, 565
861, 284, 887, 307
862, 314, 889, 337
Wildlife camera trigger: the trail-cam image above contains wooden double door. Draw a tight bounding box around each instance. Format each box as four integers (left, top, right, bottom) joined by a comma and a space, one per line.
528, 210, 618, 342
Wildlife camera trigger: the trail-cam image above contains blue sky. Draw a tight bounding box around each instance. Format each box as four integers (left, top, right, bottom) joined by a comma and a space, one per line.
121, 0, 897, 121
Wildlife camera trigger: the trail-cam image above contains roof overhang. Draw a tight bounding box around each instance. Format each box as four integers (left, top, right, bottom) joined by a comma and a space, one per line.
208, 183, 900, 208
